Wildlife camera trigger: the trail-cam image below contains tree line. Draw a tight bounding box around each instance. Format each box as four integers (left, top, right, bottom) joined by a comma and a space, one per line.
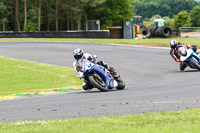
1, 0, 200, 32
133, 0, 199, 18
143, 5, 200, 29
174, 6, 200, 29
133, 0, 200, 29
0, 0, 135, 32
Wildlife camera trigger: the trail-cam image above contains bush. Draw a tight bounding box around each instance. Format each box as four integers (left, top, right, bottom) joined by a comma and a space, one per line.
25, 9, 38, 32
173, 11, 191, 29
25, 22, 38, 32
190, 6, 200, 27
165, 19, 175, 29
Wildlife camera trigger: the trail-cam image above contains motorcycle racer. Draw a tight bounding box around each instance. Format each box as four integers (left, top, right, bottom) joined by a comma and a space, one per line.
170, 40, 198, 71
73, 48, 119, 90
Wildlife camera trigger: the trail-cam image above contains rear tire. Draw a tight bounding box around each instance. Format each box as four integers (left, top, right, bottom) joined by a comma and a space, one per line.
190, 59, 200, 70
88, 75, 109, 92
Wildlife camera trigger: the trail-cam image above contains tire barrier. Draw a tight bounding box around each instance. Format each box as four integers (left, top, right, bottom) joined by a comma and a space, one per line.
145, 26, 173, 38
140, 27, 149, 36
145, 27, 154, 38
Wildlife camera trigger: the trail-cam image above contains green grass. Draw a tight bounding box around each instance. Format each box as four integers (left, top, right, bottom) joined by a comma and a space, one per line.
1, 109, 200, 133
0, 56, 82, 96
0, 38, 200, 47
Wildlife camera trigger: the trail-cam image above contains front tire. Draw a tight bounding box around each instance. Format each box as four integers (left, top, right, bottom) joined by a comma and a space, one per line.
190, 59, 200, 70
116, 77, 125, 90
88, 74, 109, 92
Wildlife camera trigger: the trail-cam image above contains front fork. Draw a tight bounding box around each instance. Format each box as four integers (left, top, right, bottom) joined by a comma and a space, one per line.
186, 56, 200, 68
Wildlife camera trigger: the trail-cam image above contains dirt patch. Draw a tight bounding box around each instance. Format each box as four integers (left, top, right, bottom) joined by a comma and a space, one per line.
181, 32, 200, 38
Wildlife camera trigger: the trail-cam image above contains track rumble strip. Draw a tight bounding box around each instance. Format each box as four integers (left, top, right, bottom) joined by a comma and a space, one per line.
0, 88, 80, 101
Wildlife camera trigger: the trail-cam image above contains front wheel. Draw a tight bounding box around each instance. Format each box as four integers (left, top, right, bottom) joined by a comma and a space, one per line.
190, 59, 200, 70
116, 77, 125, 90
88, 74, 109, 92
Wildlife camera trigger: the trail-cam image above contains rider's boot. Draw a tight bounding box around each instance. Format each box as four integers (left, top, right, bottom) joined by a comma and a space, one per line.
192, 45, 197, 53
82, 80, 93, 90
110, 67, 120, 79
97, 61, 120, 79
180, 62, 187, 71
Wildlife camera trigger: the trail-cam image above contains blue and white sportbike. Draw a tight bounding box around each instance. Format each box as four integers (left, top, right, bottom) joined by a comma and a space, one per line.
178, 46, 200, 70
76, 59, 125, 92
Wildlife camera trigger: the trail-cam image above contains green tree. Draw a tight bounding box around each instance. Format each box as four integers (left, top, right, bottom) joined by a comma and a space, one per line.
0, 1, 10, 31
24, 0, 40, 32
25, 9, 38, 31
190, 6, 200, 27
24, 0, 27, 31
14, 0, 20, 32
173, 11, 191, 29
77, 0, 106, 30
133, 0, 197, 18
0, 0, 136, 31
94, 0, 135, 29
165, 19, 175, 29
38, 0, 42, 31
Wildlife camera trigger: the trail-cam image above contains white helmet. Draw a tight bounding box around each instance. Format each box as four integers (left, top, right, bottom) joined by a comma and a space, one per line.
170, 40, 178, 49
73, 48, 84, 60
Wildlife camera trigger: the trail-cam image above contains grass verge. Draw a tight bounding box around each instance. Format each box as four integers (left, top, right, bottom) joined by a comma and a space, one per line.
0, 38, 200, 47
0, 56, 82, 96
0, 109, 200, 133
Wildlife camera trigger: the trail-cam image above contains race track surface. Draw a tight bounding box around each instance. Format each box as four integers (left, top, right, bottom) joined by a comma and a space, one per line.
0, 42, 200, 122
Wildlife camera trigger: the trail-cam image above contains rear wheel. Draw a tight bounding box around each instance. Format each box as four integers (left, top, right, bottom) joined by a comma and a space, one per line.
190, 59, 200, 70
88, 74, 109, 92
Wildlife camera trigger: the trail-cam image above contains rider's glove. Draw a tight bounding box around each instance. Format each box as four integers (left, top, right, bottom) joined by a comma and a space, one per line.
174, 58, 180, 62
91, 55, 97, 62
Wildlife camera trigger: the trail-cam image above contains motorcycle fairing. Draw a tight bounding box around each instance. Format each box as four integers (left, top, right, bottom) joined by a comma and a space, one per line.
89, 64, 114, 89
180, 49, 200, 69
82, 59, 114, 89
180, 49, 193, 62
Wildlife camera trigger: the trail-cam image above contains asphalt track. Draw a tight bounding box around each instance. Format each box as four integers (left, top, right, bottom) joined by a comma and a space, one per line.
0, 42, 200, 122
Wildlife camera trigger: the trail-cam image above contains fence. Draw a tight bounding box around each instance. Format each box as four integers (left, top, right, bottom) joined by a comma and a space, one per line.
179, 27, 200, 38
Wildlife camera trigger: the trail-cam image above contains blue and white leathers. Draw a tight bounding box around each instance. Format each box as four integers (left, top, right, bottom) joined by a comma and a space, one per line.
82, 59, 115, 89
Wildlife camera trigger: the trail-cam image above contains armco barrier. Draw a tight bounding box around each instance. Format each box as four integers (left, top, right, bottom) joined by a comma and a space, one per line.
0, 31, 110, 38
